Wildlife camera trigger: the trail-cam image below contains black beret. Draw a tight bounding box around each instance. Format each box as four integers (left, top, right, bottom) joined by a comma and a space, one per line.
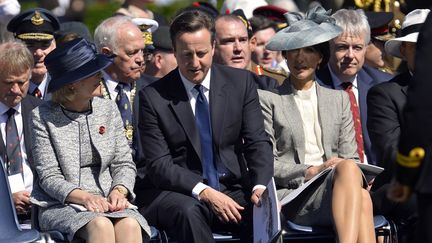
7, 8, 60, 41
232, 9, 253, 38
365, 11, 394, 41
152, 26, 173, 52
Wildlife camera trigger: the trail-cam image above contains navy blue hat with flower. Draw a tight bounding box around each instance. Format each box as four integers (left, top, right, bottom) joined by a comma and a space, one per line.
266, 6, 342, 51
46, 38, 113, 93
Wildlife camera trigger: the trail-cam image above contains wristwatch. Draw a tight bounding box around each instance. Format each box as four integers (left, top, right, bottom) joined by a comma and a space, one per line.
113, 185, 128, 197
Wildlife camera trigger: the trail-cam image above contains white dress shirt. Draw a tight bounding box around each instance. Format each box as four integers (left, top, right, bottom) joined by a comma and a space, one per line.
179, 70, 265, 199
328, 65, 368, 164
292, 82, 325, 166
102, 71, 132, 100
0, 102, 33, 193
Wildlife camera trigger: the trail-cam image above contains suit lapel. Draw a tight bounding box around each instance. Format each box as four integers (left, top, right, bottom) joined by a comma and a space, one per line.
356, 70, 372, 134
0, 126, 5, 162
21, 98, 33, 165
316, 84, 334, 158
209, 67, 227, 148
400, 72, 411, 96
279, 82, 306, 164
166, 70, 202, 160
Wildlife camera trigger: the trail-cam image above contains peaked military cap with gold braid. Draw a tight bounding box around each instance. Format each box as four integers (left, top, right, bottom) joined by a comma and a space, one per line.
131, 18, 158, 50
7, 8, 60, 41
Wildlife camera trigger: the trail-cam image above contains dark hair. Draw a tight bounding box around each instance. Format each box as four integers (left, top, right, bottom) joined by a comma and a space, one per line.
282, 42, 330, 70
249, 15, 278, 34
170, 10, 215, 50
313, 42, 330, 70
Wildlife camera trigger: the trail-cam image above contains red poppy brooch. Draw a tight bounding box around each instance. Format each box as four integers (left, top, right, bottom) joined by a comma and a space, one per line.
99, 126, 106, 135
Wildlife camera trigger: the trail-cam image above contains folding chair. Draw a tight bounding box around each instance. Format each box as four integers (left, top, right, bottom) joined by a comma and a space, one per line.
283, 215, 395, 243
0, 158, 40, 242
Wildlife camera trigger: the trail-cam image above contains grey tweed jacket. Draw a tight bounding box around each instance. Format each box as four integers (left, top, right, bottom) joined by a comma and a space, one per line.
30, 97, 137, 205
258, 81, 359, 195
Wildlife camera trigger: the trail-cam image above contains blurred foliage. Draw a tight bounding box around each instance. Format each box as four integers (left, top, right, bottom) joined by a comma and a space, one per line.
20, 0, 225, 35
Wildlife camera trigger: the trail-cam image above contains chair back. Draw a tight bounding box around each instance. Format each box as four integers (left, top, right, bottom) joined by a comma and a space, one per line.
0, 158, 24, 234
0, 157, 40, 242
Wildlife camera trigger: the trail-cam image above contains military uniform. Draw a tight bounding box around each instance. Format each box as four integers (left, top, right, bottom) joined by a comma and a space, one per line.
250, 61, 287, 85
7, 8, 60, 100
395, 10, 432, 243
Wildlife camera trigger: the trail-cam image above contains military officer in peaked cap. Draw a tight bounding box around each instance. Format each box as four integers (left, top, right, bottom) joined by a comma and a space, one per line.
131, 17, 158, 74
7, 8, 60, 100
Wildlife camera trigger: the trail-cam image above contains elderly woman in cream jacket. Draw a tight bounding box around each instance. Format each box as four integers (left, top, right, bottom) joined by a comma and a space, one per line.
258, 7, 375, 243
30, 38, 150, 243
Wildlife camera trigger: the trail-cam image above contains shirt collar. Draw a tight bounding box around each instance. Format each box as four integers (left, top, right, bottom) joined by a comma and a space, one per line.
179, 68, 212, 95
29, 73, 48, 94
328, 64, 358, 89
102, 71, 131, 93
0, 102, 22, 116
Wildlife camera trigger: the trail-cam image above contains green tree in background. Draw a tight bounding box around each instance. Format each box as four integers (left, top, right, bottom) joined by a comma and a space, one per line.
21, 0, 224, 35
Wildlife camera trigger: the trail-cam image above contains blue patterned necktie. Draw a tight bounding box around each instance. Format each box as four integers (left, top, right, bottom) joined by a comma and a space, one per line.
5, 108, 23, 176
115, 83, 132, 127
194, 85, 219, 190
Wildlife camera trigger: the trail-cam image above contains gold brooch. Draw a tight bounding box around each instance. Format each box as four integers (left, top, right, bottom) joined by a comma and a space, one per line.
31, 11, 44, 26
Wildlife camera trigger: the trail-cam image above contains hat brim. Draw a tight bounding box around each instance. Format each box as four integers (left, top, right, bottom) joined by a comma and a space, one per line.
373, 33, 395, 42
266, 23, 342, 51
48, 54, 112, 93
384, 33, 418, 58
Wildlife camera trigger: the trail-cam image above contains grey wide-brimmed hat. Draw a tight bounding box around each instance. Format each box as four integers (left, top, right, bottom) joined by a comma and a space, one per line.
266, 6, 342, 51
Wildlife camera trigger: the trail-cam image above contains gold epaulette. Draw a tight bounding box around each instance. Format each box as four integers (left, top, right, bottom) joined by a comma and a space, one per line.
262, 66, 288, 77
396, 147, 425, 168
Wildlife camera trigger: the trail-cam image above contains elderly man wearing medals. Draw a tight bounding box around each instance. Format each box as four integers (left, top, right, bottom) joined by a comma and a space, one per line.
95, 16, 158, 151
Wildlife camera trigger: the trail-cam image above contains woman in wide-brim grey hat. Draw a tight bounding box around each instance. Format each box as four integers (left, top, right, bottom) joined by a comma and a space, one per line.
258, 6, 376, 242
29, 38, 151, 242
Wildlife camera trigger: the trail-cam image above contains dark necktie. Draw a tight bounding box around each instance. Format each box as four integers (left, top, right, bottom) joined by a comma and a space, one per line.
115, 83, 132, 127
194, 85, 219, 190
32, 87, 42, 99
5, 108, 23, 175
342, 82, 365, 163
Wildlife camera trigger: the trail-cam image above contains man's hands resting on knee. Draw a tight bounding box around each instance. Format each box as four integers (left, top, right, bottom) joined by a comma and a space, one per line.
199, 187, 244, 224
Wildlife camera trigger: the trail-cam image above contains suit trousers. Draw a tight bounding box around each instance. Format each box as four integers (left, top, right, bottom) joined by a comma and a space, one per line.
416, 193, 432, 243
139, 184, 253, 243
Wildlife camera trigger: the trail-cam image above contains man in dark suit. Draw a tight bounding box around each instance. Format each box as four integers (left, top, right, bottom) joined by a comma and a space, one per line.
316, 8, 392, 165
367, 9, 430, 241
135, 10, 274, 242
388, 7, 432, 243
0, 41, 44, 223
93, 16, 148, 161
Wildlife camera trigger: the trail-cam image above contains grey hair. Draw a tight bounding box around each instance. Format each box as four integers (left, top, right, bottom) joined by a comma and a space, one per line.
0, 41, 34, 78
332, 9, 370, 45
51, 85, 76, 104
94, 15, 132, 53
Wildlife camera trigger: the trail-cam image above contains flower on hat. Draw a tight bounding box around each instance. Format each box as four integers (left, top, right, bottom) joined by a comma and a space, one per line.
266, 6, 342, 51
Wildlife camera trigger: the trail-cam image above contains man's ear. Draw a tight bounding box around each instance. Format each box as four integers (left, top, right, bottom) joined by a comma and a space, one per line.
101, 47, 112, 56
249, 36, 257, 51
155, 53, 163, 69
